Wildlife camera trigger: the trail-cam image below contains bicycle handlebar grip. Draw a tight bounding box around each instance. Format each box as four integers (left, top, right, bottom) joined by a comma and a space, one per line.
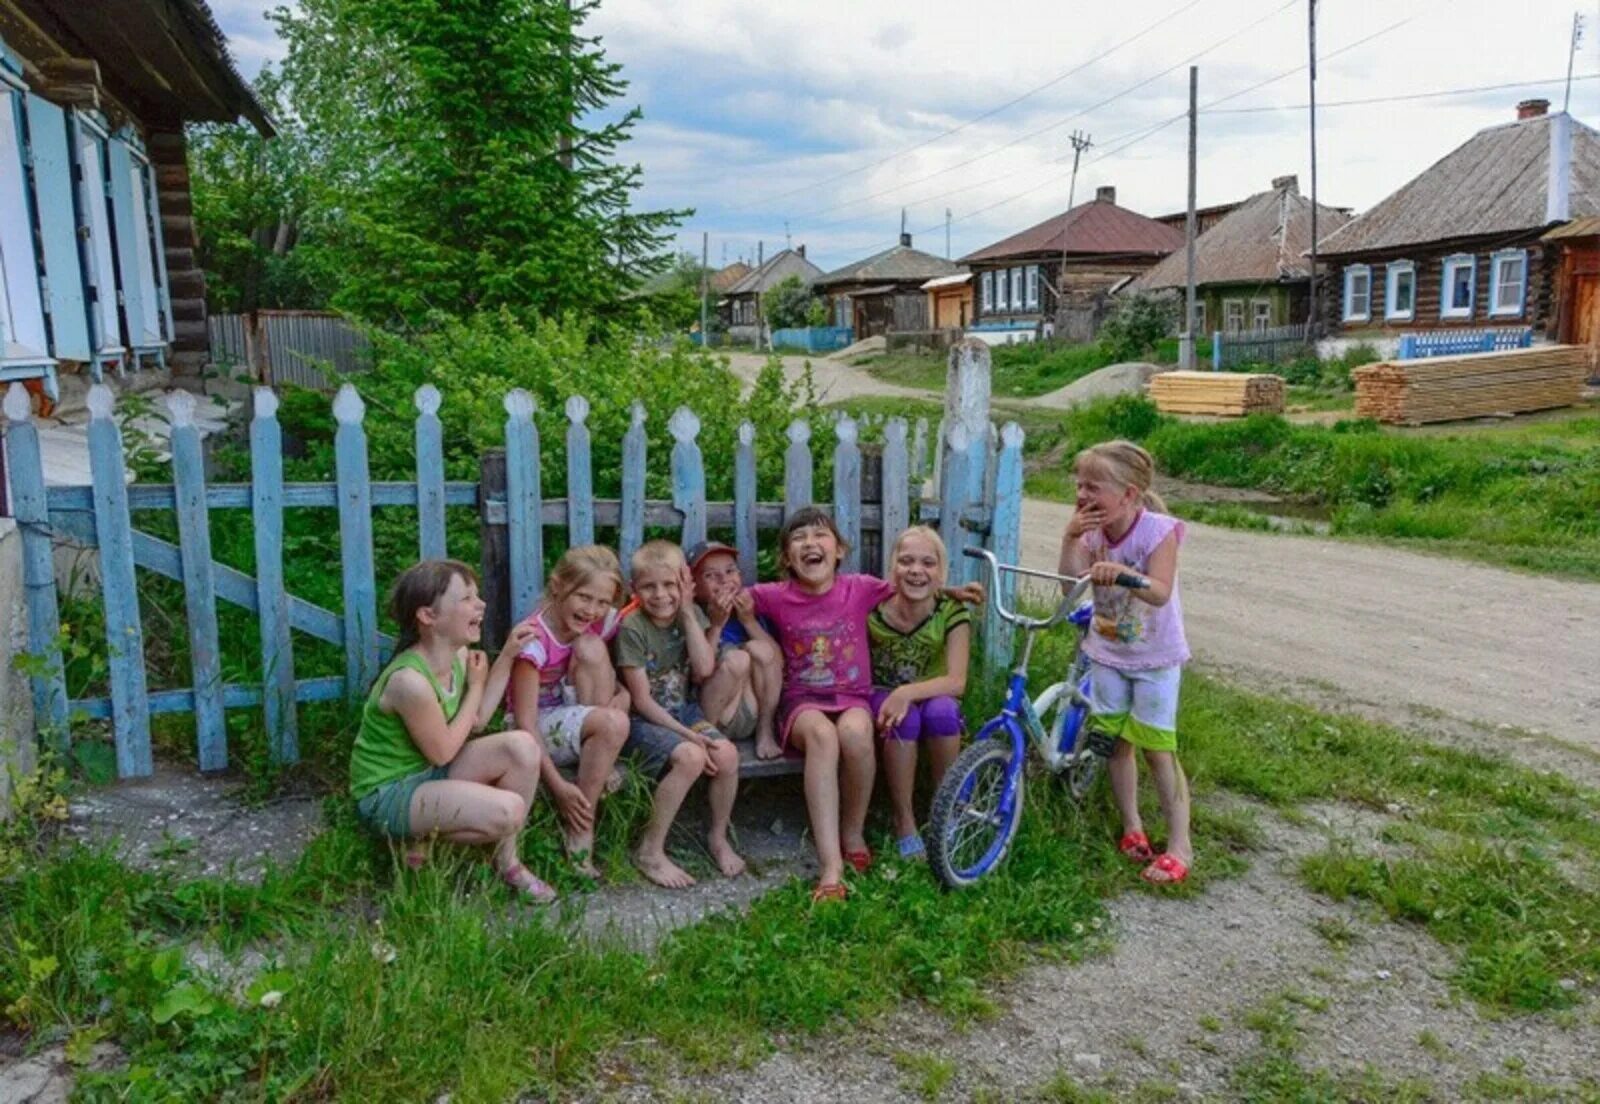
1114, 572, 1150, 589
961, 547, 986, 559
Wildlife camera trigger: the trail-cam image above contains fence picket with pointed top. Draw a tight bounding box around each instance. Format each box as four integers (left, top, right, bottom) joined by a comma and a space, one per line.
503, 390, 543, 621
784, 419, 812, 517
619, 402, 646, 580
911, 417, 928, 486
85, 385, 152, 777
669, 407, 707, 550
834, 414, 861, 573
565, 395, 594, 548
333, 384, 380, 700
166, 391, 227, 770
881, 417, 909, 573
2, 384, 68, 745
940, 422, 974, 586
735, 421, 758, 583
414, 385, 446, 559
250, 388, 298, 762
986, 422, 1026, 670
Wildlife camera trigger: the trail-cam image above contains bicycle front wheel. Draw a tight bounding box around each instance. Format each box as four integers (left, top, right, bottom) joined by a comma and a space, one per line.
928, 739, 1024, 889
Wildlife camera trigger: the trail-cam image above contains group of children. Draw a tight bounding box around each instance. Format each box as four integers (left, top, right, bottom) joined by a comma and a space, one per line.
349, 439, 1193, 902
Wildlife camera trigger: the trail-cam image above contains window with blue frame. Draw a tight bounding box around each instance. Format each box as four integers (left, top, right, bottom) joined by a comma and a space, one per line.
1440, 254, 1476, 319
1489, 250, 1526, 317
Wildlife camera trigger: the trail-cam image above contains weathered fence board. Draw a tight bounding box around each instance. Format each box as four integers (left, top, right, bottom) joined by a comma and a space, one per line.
3, 385, 68, 745
669, 407, 707, 551
734, 422, 758, 583
619, 403, 646, 580
167, 391, 228, 770
333, 385, 380, 702
250, 388, 299, 764
503, 390, 544, 618
414, 385, 447, 561
986, 422, 1026, 670
565, 396, 595, 548
833, 414, 861, 573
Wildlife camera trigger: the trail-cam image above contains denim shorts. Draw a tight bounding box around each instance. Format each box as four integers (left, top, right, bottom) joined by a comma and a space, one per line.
354, 765, 449, 838
624, 700, 716, 778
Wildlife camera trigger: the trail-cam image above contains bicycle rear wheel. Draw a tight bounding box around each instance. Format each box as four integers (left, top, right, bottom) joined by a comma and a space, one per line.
928, 739, 1024, 889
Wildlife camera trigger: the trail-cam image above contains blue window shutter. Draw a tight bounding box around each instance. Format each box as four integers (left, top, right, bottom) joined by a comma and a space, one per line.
106, 137, 153, 350
24, 95, 91, 361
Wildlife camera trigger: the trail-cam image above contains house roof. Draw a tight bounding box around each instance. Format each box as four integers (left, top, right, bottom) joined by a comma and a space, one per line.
709, 262, 752, 292
962, 198, 1184, 263
1132, 181, 1353, 291
812, 241, 964, 289
4, 0, 272, 134
725, 249, 824, 295
1317, 112, 1600, 256
922, 273, 973, 290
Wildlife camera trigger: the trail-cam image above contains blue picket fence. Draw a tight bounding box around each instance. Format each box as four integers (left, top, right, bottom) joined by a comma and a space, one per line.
3, 374, 1022, 779
1396, 327, 1533, 360
769, 326, 854, 354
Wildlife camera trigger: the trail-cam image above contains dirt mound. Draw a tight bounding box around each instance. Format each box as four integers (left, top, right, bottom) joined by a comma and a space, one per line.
1032, 361, 1164, 410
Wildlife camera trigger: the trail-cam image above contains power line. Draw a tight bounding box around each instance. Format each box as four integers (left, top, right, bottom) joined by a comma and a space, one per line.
1209, 72, 1600, 114
723, 0, 1205, 214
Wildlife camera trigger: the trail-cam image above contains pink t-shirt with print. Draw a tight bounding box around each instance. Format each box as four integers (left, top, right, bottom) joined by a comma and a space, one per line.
1080, 510, 1190, 671
512, 605, 625, 709
750, 573, 895, 723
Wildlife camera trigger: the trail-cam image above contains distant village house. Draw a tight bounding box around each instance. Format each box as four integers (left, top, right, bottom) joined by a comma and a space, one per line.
718, 246, 823, 344
810, 233, 964, 339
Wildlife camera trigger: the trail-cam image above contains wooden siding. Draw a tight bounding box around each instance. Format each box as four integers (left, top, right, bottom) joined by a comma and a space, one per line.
929, 285, 972, 329
971, 257, 1158, 325
146, 128, 208, 374
1323, 233, 1552, 336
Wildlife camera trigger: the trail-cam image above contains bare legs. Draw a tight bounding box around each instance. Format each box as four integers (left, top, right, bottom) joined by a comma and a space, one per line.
789, 707, 875, 888
1109, 739, 1193, 878
744, 638, 783, 760
407, 729, 542, 874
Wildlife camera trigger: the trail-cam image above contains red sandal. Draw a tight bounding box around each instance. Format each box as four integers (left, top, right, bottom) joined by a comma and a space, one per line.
1141, 853, 1190, 886
811, 881, 848, 904
1118, 831, 1154, 864
843, 847, 873, 874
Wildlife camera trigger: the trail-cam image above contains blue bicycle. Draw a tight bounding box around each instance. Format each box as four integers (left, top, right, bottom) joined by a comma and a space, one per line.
927, 547, 1148, 889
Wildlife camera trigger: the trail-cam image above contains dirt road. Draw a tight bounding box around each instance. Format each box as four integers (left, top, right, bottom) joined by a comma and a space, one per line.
722, 351, 939, 405
1021, 497, 1600, 749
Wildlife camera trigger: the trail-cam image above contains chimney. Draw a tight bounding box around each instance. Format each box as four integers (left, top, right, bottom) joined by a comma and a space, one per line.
1548, 111, 1572, 223
1095, 185, 1116, 204
899, 232, 912, 247
1271, 174, 1299, 194
796, 244, 806, 258
1518, 98, 1550, 120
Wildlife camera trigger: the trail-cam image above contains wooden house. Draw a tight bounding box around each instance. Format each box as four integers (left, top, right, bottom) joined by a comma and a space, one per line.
961, 186, 1182, 341
922, 273, 973, 330
709, 261, 752, 294
811, 234, 964, 338
1542, 216, 1600, 377
718, 247, 823, 343
0, 0, 270, 400
1318, 100, 1600, 337
1130, 175, 1352, 334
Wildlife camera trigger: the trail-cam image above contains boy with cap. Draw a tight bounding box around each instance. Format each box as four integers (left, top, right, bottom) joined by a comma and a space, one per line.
688, 540, 783, 759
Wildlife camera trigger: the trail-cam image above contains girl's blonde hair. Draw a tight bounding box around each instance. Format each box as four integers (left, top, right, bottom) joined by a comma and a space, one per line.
1075, 440, 1168, 513
545, 545, 624, 606
890, 525, 948, 586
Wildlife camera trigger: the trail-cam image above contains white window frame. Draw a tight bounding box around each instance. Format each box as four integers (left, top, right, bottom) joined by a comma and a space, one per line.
1251, 299, 1272, 333
1384, 261, 1415, 322
1342, 264, 1372, 322
1440, 254, 1476, 320
980, 270, 993, 313
1025, 264, 1039, 309
1223, 298, 1244, 334
1489, 249, 1527, 318
1008, 266, 1021, 311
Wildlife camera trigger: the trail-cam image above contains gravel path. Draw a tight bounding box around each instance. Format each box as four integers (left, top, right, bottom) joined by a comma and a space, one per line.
722, 351, 939, 405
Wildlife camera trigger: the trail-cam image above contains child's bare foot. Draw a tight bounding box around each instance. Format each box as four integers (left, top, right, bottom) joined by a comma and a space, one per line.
564, 830, 600, 879
755, 732, 782, 760
634, 847, 696, 888
709, 835, 747, 878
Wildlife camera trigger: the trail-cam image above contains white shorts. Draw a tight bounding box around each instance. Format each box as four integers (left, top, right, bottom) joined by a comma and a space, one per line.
536, 684, 593, 767
1088, 662, 1182, 751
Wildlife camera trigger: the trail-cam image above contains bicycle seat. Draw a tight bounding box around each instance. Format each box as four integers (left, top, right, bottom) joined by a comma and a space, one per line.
1067, 602, 1093, 628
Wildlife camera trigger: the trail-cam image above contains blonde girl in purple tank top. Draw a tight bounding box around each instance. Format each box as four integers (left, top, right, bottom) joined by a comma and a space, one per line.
1059, 441, 1193, 886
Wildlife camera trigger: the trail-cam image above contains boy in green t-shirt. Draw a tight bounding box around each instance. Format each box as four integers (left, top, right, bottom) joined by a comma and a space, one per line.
614, 541, 748, 887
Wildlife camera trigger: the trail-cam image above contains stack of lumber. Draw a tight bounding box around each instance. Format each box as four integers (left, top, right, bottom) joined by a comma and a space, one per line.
1352, 345, 1586, 425
1147, 371, 1286, 416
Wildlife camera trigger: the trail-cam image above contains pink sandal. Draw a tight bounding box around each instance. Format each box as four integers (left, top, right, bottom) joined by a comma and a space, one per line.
1118, 831, 1154, 864
1141, 853, 1190, 886
500, 863, 558, 904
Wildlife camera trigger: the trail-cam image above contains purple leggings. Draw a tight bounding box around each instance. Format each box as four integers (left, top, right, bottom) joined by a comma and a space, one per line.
870, 690, 964, 743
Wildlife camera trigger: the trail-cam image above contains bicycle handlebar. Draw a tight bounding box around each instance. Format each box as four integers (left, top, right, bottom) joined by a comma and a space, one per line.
959, 547, 1148, 630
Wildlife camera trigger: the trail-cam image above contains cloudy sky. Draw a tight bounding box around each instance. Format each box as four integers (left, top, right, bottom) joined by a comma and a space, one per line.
214, 0, 1596, 272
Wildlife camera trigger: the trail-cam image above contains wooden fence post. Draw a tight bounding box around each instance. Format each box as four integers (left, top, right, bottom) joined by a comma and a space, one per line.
2, 384, 68, 747
833, 413, 861, 572
619, 402, 646, 582
859, 444, 883, 575
670, 407, 707, 551
478, 447, 510, 648
881, 417, 910, 573
986, 421, 1026, 671
734, 421, 758, 583
166, 390, 227, 770
414, 384, 447, 560
566, 395, 595, 548
250, 387, 298, 763
784, 419, 813, 518
86, 384, 152, 777
939, 420, 974, 585
503, 389, 543, 623
333, 384, 379, 701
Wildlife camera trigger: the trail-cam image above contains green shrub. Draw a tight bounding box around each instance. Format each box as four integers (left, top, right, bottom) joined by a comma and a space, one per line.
1097, 293, 1176, 362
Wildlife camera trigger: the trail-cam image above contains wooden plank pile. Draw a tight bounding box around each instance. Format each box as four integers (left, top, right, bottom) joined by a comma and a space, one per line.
1147, 371, 1286, 416
1352, 345, 1587, 425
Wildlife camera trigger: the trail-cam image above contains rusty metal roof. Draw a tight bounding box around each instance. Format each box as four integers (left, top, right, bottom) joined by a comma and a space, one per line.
1317, 112, 1600, 256
1132, 182, 1353, 290
961, 198, 1183, 263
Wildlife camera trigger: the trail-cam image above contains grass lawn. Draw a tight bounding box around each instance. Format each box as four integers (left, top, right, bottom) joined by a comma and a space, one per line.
1025, 396, 1600, 582
856, 338, 1181, 400
4, 622, 1597, 1097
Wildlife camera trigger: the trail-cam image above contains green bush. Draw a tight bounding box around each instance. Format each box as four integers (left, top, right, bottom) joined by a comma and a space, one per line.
1097, 293, 1177, 362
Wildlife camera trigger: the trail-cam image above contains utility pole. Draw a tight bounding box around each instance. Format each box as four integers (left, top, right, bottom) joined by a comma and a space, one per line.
1308, 0, 1321, 341
699, 230, 709, 343
756, 240, 765, 350
785, 220, 792, 250
945, 208, 953, 259
1565, 12, 1586, 112
1061, 130, 1093, 336
1182, 67, 1198, 371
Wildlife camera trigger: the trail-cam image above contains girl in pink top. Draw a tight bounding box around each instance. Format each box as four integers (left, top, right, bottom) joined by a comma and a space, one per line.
1059, 441, 1193, 886
748, 507, 981, 901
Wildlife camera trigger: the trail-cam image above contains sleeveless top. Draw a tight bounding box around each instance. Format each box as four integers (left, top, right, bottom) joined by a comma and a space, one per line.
350, 650, 465, 798
512, 605, 627, 710
1080, 510, 1190, 671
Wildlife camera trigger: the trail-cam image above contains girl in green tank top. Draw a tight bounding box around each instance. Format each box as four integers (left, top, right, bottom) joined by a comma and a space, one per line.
351, 559, 555, 902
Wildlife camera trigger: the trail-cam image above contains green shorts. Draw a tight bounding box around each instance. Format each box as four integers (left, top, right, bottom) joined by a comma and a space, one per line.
354, 765, 449, 838
1088, 662, 1181, 752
